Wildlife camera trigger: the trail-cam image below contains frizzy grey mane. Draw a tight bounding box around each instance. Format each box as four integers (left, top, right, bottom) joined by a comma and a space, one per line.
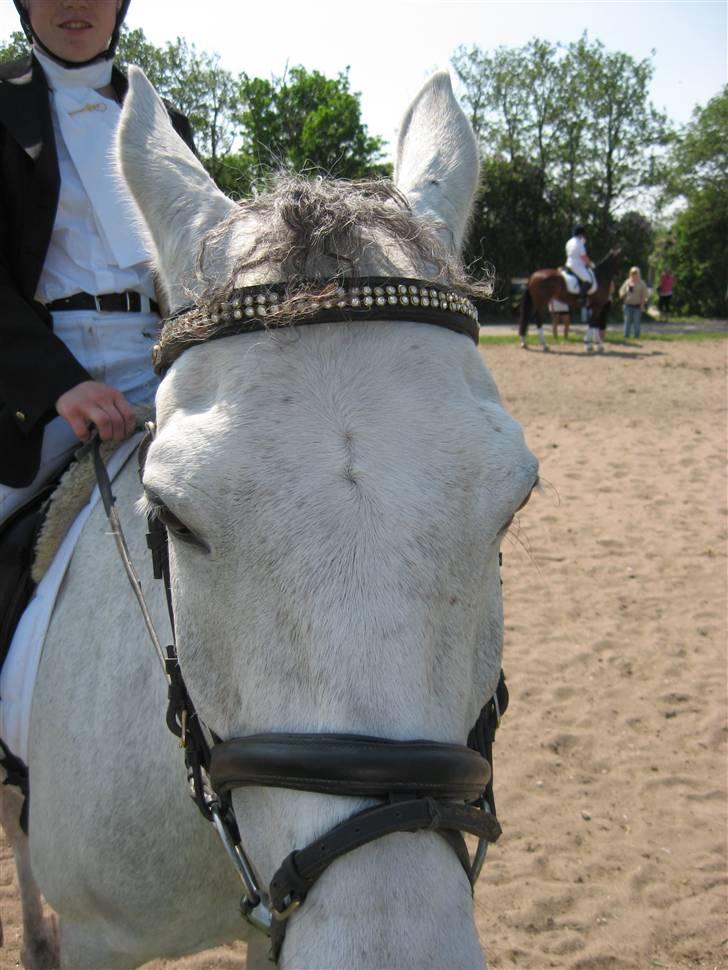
160, 174, 491, 347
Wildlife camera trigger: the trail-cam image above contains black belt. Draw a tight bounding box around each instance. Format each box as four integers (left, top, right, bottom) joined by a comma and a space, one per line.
46, 292, 159, 314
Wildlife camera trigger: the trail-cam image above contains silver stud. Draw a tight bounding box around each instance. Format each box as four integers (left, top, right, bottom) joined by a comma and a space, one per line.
398, 285, 408, 295
376, 296, 386, 306
362, 286, 372, 295
245, 307, 255, 318
388, 295, 397, 304
210, 314, 219, 324
256, 306, 266, 316
351, 297, 361, 307
411, 296, 420, 305
400, 296, 410, 305
269, 292, 279, 303
256, 294, 266, 304
386, 285, 396, 295
232, 298, 241, 308
374, 286, 385, 296
364, 295, 374, 306
244, 295, 254, 306
351, 287, 360, 296
234, 308, 243, 320
337, 300, 346, 308
409, 285, 418, 295
422, 297, 430, 307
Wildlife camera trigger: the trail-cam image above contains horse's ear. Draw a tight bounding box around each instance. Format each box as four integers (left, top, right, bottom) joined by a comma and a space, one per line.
116, 66, 237, 311
394, 72, 479, 254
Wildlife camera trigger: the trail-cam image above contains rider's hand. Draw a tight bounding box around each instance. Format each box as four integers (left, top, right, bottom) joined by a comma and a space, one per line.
56, 381, 136, 443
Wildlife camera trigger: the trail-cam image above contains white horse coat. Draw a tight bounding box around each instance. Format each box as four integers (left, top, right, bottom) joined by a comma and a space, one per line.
5, 69, 538, 969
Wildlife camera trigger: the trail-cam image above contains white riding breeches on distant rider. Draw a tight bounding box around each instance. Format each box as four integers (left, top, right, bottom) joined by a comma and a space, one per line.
0, 308, 160, 526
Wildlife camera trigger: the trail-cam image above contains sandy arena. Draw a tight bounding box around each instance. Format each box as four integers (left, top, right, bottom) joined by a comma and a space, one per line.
1, 335, 726, 970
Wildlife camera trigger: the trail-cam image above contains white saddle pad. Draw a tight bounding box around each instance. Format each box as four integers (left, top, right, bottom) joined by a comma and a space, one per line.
0, 435, 141, 766
561, 268, 597, 295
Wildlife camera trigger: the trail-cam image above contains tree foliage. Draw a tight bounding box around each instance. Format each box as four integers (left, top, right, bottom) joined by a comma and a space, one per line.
655, 86, 728, 317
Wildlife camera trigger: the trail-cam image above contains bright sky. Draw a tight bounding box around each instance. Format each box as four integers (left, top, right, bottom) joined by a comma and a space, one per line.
1, 0, 725, 157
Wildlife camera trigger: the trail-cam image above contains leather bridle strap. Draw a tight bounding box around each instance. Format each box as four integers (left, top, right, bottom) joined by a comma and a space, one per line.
268, 796, 500, 955
209, 733, 491, 800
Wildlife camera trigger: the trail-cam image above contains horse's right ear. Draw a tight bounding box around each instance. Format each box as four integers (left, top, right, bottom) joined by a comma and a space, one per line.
116, 67, 237, 312
394, 72, 479, 254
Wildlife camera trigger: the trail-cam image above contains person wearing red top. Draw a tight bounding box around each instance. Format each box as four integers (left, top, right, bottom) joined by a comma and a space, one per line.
658, 270, 674, 320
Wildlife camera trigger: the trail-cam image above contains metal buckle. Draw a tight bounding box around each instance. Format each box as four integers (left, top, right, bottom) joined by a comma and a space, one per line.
273, 896, 301, 921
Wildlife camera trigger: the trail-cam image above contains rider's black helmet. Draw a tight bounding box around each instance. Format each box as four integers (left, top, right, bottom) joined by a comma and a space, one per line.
573, 224, 586, 236
13, 0, 131, 68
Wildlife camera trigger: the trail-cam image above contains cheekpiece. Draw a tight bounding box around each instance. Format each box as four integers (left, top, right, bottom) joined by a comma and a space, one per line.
152, 277, 481, 375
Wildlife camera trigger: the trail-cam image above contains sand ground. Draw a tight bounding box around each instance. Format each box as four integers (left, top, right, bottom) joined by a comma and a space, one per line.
1, 336, 726, 970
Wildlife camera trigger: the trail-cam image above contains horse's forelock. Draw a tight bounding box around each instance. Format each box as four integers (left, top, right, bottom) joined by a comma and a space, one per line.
193, 173, 491, 315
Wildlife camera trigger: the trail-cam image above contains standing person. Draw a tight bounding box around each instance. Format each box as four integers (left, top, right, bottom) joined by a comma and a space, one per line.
657, 269, 674, 320
549, 298, 571, 341
0, 0, 196, 527
619, 266, 649, 339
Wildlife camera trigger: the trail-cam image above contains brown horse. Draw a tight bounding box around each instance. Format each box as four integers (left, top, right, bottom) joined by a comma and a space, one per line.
519, 248, 621, 341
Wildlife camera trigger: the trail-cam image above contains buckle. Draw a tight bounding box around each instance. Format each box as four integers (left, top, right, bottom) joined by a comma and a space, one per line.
94, 294, 103, 312
272, 896, 301, 921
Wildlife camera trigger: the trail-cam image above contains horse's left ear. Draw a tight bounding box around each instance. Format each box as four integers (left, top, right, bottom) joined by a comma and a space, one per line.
394, 72, 479, 254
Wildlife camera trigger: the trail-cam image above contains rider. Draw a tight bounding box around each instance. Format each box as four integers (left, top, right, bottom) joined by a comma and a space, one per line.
0, 0, 195, 527
565, 224, 595, 321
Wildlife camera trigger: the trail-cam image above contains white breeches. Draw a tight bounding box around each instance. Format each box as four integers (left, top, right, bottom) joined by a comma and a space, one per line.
0, 310, 159, 526
565, 258, 593, 284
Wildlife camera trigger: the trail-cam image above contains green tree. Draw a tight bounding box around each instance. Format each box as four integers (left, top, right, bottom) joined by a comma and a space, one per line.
656, 87, 728, 317
234, 66, 387, 190
0, 30, 30, 62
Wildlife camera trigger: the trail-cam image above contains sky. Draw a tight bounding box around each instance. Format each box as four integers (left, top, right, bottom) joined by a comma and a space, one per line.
0, 0, 725, 158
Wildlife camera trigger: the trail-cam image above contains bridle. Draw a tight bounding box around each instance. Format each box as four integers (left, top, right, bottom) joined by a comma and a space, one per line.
91, 276, 508, 963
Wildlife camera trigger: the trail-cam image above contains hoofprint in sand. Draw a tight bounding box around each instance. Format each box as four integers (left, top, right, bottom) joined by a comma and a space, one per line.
1, 337, 725, 970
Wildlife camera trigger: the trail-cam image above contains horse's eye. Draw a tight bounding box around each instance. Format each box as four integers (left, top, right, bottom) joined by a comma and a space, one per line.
500, 476, 539, 536
146, 494, 210, 552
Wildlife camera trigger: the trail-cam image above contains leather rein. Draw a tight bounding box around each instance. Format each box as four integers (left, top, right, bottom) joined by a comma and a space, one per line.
90, 277, 508, 963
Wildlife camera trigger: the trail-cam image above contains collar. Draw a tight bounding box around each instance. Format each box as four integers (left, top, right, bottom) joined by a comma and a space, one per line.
33, 45, 113, 91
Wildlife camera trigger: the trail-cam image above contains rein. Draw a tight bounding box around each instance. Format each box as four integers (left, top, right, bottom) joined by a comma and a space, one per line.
90, 278, 508, 962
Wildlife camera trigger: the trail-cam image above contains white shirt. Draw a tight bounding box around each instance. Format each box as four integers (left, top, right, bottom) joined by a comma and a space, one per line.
565, 235, 588, 265
33, 48, 156, 304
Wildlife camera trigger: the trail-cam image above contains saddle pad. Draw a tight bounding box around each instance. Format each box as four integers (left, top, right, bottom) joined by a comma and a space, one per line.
0, 435, 141, 766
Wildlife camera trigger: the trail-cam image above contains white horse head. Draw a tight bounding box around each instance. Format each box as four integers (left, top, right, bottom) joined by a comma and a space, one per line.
112, 66, 538, 969
17, 68, 537, 970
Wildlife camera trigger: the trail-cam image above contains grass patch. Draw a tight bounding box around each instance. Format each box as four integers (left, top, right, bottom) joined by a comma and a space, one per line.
606, 331, 728, 344
479, 331, 728, 346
